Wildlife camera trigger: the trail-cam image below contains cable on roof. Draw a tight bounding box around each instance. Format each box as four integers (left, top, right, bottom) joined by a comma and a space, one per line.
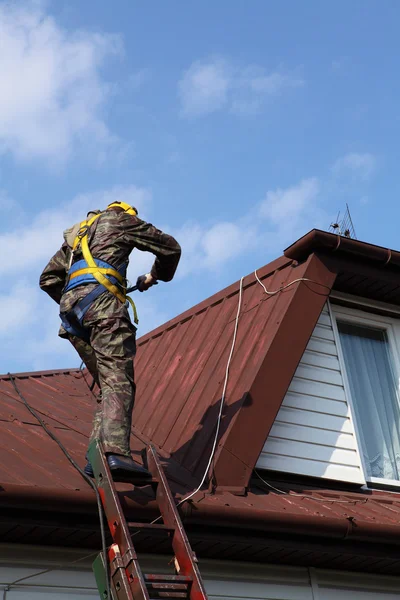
253, 469, 368, 504
79, 360, 98, 397
7, 373, 111, 600
254, 269, 331, 297
175, 276, 245, 508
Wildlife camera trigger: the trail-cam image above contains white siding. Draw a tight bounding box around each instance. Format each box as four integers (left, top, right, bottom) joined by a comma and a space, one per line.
2, 547, 400, 600
0, 565, 97, 598
316, 569, 400, 600
257, 304, 365, 484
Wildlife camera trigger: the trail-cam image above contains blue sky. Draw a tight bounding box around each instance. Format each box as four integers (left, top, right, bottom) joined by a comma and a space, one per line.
1, 0, 400, 372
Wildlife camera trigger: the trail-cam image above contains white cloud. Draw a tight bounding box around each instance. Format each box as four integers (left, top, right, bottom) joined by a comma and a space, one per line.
0, 185, 152, 276
174, 178, 324, 278
178, 59, 231, 117
176, 220, 255, 276
332, 153, 377, 181
178, 57, 304, 117
261, 178, 320, 224
0, 2, 122, 164
259, 177, 329, 249
202, 222, 245, 267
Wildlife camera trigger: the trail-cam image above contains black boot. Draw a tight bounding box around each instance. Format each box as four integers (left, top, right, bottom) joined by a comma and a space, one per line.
107, 454, 152, 479
83, 455, 151, 481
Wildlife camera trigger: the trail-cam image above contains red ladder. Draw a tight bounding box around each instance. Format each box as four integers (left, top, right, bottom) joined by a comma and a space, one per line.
89, 440, 208, 600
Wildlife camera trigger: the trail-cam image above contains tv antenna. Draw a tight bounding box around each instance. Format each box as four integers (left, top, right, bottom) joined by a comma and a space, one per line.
329, 204, 357, 239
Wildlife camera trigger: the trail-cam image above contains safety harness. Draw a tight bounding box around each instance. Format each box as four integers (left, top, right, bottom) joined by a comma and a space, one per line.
60, 202, 139, 342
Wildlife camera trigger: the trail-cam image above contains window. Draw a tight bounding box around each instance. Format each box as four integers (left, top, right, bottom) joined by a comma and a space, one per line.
332, 303, 400, 485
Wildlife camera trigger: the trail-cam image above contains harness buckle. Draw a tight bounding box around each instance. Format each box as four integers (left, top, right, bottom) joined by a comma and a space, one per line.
77, 225, 89, 239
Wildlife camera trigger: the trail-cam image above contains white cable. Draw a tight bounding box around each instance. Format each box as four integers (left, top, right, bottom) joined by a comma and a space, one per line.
253, 469, 368, 504
254, 269, 318, 296
177, 276, 245, 507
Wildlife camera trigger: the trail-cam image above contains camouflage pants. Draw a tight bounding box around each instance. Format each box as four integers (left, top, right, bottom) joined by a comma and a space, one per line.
61, 288, 136, 457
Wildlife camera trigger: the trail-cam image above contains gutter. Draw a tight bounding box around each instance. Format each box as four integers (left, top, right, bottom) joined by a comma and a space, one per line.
180, 501, 400, 546
2, 484, 400, 548
0, 484, 159, 518
284, 229, 400, 269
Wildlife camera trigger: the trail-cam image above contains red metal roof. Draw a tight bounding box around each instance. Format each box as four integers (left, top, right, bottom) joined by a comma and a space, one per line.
2, 229, 400, 572
133, 252, 336, 490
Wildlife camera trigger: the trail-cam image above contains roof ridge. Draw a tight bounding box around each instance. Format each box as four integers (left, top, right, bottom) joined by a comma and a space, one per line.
0, 368, 81, 380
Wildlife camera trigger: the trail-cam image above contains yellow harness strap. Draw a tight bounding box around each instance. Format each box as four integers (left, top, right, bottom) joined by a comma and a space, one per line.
68, 267, 125, 284
71, 213, 139, 324
126, 296, 139, 325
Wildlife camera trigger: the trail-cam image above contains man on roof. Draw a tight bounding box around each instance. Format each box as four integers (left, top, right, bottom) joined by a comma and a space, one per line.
39, 201, 181, 479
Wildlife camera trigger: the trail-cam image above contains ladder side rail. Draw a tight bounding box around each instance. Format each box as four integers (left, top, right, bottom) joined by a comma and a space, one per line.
94, 547, 134, 600
146, 445, 208, 600
88, 440, 150, 600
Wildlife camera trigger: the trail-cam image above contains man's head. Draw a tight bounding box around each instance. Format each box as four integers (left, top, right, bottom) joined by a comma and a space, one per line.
107, 201, 138, 216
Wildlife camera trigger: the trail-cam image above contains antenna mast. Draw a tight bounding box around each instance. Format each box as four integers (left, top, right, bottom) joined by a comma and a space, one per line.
329, 204, 357, 239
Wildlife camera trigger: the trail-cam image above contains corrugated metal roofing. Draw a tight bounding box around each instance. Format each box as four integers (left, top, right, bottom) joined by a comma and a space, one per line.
134, 256, 294, 479
0, 370, 95, 488
133, 251, 336, 490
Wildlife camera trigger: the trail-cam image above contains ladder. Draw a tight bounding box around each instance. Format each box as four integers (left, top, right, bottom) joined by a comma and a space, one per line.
88, 440, 209, 600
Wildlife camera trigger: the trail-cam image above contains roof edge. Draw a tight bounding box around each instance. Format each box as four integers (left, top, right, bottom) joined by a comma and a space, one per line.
2, 483, 400, 550
0, 368, 81, 380
284, 229, 400, 268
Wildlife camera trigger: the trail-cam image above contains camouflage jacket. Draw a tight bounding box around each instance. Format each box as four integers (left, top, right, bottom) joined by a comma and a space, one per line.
39, 210, 181, 305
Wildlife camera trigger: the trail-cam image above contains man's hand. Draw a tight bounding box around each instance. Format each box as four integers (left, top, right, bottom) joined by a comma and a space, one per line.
136, 273, 157, 292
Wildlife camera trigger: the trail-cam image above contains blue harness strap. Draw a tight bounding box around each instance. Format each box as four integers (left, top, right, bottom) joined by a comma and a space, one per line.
61, 260, 128, 342
60, 285, 107, 342
64, 258, 127, 293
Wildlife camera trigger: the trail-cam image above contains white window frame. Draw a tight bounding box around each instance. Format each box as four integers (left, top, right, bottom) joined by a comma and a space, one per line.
330, 298, 400, 489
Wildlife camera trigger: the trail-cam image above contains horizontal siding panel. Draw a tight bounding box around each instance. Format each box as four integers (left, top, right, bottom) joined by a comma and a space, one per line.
319, 587, 400, 600
289, 378, 346, 402
257, 453, 364, 483
312, 324, 334, 341
264, 439, 359, 467
300, 350, 340, 371
317, 311, 332, 327
282, 392, 349, 417
268, 422, 356, 449
317, 571, 400, 594
295, 364, 342, 386
207, 579, 312, 600
257, 304, 364, 485
274, 407, 353, 434
306, 337, 337, 356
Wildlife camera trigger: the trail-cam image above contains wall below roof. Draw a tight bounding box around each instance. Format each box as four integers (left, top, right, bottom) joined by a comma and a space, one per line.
257, 303, 365, 484
1, 545, 400, 599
